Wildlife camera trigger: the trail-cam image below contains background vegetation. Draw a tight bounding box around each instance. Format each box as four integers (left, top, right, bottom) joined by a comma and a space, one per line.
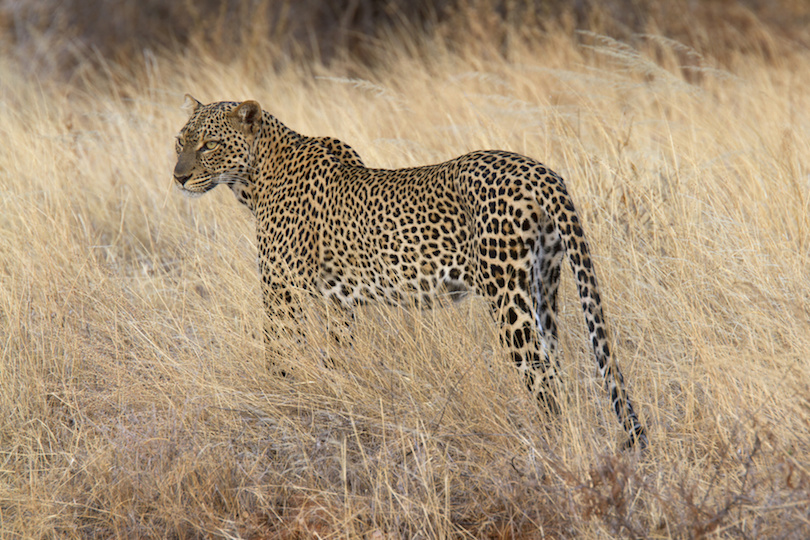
1, 0, 809, 537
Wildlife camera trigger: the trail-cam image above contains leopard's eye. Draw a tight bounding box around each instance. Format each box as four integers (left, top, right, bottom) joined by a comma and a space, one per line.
203, 140, 219, 151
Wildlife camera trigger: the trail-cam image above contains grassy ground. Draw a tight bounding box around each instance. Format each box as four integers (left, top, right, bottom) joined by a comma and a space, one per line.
1, 23, 809, 539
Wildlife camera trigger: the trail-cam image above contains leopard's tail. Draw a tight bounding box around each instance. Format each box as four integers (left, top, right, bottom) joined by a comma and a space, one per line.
542, 170, 648, 449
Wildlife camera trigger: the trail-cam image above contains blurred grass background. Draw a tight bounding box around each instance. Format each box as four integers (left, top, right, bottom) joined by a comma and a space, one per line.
3, 0, 810, 74
1, 0, 809, 538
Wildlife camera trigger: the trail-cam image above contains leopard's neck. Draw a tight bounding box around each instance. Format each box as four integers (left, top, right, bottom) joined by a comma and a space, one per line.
228, 114, 304, 215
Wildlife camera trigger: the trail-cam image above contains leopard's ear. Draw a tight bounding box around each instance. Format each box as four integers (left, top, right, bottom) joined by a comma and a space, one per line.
229, 100, 262, 137
182, 94, 202, 112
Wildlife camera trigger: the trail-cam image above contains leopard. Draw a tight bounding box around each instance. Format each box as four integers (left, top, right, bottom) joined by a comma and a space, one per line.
173, 95, 648, 449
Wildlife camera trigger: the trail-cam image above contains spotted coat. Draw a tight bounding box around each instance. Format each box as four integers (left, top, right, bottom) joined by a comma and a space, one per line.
173, 96, 647, 449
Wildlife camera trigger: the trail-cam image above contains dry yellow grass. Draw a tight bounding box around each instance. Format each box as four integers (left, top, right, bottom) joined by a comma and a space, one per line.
1, 27, 809, 538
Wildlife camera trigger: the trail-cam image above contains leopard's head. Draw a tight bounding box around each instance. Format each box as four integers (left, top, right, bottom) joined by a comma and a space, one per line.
173, 95, 262, 198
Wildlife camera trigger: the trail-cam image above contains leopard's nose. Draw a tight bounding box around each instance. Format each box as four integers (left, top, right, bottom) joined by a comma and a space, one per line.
173, 158, 193, 185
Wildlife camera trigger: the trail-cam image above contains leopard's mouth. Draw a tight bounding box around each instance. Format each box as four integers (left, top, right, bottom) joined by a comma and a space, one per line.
175, 174, 216, 195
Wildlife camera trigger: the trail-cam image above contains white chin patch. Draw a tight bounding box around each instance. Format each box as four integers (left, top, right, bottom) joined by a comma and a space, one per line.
181, 189, 206, 199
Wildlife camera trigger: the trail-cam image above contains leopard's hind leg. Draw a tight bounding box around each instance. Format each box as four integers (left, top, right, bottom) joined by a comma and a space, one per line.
474, 208, 565, 414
